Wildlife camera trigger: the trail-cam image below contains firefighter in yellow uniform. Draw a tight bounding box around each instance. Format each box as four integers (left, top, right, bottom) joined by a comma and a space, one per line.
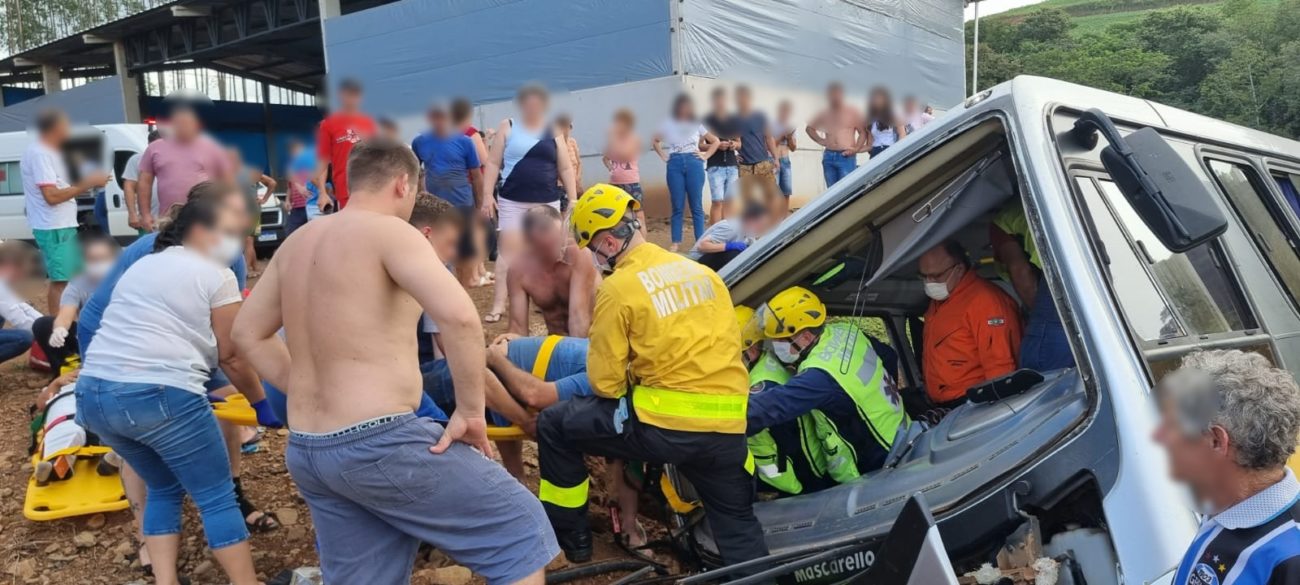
536, 184, 769, 565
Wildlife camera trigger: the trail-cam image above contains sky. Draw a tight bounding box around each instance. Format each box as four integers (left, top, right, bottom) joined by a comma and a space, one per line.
964, 0, 1048, 19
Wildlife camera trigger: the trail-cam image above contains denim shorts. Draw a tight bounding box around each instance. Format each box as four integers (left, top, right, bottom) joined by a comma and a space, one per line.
287, 414, 558, 584
611, 182, 644, 203
707, 165, 739, 202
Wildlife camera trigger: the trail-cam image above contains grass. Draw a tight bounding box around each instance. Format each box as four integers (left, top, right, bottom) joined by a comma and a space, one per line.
986, 0, 1264, 36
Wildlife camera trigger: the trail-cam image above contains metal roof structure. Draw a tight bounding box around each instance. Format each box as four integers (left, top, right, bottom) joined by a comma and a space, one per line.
0, 0, 367, 93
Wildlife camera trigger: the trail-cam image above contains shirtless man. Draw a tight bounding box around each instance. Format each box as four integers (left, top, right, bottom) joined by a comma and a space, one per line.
233, 138, 557, 585
805, 82, 866, 188
506, 206, 599, 337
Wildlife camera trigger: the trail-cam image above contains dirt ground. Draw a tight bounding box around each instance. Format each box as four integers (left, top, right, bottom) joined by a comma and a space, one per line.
0, 219, 696, 585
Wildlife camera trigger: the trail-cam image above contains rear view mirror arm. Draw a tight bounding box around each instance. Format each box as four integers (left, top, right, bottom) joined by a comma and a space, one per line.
1071, 108, 1191, 242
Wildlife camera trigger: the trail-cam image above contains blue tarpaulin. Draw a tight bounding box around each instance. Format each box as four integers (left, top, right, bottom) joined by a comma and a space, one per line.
324, 0, 673, 115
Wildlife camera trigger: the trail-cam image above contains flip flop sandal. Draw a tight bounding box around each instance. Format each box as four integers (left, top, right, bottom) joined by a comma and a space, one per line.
245, 510, 281, 533
234, 479, 281, 533
240, 429, 264, 454
483, 312, 503, 324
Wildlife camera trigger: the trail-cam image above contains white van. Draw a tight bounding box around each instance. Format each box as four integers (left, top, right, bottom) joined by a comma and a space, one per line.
0, 124, 287, 247
0, 124, 146, 240
669, 76, 1300, 584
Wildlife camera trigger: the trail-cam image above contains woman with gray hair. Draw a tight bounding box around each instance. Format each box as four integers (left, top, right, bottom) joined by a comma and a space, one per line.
1154, 349, 1300, 584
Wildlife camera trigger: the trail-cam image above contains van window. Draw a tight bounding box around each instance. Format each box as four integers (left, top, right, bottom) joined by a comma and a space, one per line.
0, 161, 22, 196
1208, 161, 1300, 308
113, 150, 137, 190
1075, 177, 1182, 340
1077, 175, 1256, 341
1275, 171, 1300, 220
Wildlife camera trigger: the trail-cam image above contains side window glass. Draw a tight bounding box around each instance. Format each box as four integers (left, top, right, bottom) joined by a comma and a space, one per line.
1075, 176, 1183, 340
1273, 172, 1300, 219
1209, 161, 1300, 307
113, 151, 137, 190
0, 161, 22, 196
1095, 179, 1256, 336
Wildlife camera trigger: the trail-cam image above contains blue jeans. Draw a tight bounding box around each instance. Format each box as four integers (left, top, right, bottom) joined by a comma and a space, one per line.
0, 319, 32, 363
1020, 275, 1075, 371
822, 151, 857, 188
93, 190, 109, 234
667, 153, 706, 243
777, 157, 793, 197
75, 376, 248, 549
706, 165, 738, 202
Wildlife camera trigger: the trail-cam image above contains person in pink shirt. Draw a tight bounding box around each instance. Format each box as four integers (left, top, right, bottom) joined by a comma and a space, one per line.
602, 108, 645, 237
136, 105, 231, 230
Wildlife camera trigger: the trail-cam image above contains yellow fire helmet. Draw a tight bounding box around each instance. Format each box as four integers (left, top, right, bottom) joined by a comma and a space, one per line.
735, 305, 763, 349
571, 183, 642, 248
761, 286, 827, 339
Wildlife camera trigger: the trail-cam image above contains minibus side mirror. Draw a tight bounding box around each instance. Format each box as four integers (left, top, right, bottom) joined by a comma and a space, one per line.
1071, 108, 1227, 253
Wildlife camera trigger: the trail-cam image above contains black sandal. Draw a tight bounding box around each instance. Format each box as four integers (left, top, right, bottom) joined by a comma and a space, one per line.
234, 478, 281, 533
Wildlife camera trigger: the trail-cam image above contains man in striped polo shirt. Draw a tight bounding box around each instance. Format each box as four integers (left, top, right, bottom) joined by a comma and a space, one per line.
1156, 350, 1300, 584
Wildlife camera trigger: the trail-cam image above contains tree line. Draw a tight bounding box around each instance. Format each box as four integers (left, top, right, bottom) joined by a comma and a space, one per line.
1, 0, 156, 58
966, 0, 1300, 139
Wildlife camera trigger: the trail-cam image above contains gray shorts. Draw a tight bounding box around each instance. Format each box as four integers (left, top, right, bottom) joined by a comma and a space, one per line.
286, 413, 558, 585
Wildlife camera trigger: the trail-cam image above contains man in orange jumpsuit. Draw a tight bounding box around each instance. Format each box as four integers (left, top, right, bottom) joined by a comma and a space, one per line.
918, 240, 1023, 409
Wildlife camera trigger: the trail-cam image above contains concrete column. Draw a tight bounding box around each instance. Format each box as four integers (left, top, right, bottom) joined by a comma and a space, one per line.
318, 0, 341, 78
113, 41, 143, 123
41, 64, 62, 94
261, 81, 279, 176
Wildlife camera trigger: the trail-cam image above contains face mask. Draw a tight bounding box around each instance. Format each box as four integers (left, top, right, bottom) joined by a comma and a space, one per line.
770, 339, 803, 364
83, 260, 113, 281
209, 235, 244, 265
924, 281, 950, 301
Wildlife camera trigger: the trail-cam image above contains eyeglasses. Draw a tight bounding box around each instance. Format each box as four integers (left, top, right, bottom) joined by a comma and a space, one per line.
918, 263, 959, 283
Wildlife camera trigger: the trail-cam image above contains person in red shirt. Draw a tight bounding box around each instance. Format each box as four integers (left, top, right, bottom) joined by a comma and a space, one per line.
918, 240, 1023, 407
313, 78, 375, 211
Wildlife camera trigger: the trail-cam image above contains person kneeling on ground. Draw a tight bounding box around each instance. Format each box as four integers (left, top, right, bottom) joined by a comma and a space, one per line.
748, 287, 908, 487
686, 202, 772, 271
536, 184, 768, 566
32, 235, 119, 375
30, 369, 122, 484
483, 333, 649, 550
0, 241, 42, 365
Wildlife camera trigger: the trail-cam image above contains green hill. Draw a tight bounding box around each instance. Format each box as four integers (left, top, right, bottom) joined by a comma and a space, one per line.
988, 0, 1273, 34
967, 0, 1300, 139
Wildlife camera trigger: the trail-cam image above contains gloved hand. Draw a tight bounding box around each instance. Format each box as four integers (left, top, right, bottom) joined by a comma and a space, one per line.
724, 241, 749, 253
49, 326, 68, 348
612, 396, 629, 434
250, 398, 283, 428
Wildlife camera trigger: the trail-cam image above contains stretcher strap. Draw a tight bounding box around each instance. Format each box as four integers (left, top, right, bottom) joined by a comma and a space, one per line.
38, 444, 111, 463
43, 414, 75, 434
531, 335, 564, 379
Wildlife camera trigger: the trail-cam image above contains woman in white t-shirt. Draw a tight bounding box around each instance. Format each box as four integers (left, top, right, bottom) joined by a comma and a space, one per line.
77, 190, 278, 585
653, 93, 720, 252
